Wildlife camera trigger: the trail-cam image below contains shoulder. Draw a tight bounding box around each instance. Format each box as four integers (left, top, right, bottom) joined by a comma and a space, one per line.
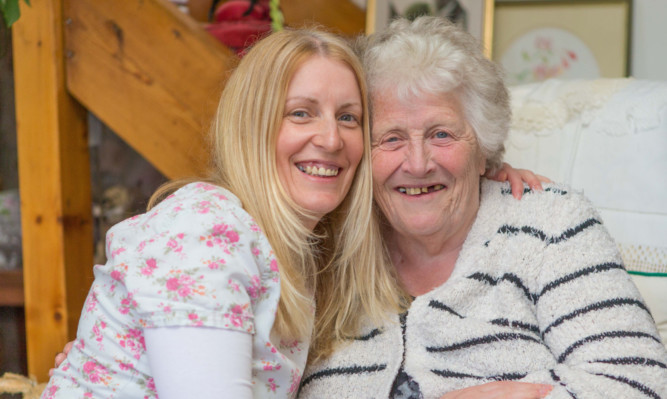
474, 179, 622, 278
97, 183, 275, 330
110, 182, 259, 239
102, 182, 268, 283
479, 179, 600, 227
148, 182, 247, 224
473, 179, 619, 268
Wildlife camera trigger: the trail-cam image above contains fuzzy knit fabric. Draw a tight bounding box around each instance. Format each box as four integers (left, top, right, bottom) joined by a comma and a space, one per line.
298, 180, 667, 399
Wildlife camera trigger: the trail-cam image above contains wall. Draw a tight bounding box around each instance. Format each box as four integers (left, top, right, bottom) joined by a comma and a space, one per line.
354, 0, 667, 81
631, 0, 667, 80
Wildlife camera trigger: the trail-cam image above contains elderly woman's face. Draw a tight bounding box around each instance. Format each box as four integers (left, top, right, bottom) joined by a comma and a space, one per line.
371, 89, 486, 240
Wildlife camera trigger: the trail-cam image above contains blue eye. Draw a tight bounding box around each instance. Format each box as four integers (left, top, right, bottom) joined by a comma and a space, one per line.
292, 110, 307, 118
435, 131, 449, 139
375, 134, 405, 151
339, 114, 360, 125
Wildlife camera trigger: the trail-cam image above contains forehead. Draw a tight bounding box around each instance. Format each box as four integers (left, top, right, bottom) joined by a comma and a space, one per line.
371, 89, 466, 134
288, 56, 359, 94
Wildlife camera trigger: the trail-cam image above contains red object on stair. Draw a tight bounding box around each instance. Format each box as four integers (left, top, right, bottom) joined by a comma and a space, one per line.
205, 0, 272, 55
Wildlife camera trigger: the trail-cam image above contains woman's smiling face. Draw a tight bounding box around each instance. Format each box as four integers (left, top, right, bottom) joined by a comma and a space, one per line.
276, 56, 364, 229
371, 88, 486, 242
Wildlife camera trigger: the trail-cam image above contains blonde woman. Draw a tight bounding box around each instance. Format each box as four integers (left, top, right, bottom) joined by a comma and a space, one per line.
43, 27, 400, 399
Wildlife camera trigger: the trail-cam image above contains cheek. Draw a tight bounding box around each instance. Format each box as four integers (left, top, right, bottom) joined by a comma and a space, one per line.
275, 125, 291, 162
348, 134, 365, 168
276, 125, 304, 165
442, 144, 484, 176
371, 151, 394, 185
371, 152, 397, 213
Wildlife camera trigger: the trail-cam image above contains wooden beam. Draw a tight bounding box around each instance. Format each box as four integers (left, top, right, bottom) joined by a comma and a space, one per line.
64, 0, 236, 180
12, 0, 94, 382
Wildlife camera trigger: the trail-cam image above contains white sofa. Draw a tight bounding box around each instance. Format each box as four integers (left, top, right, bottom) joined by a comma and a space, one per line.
504, 78, 667, 346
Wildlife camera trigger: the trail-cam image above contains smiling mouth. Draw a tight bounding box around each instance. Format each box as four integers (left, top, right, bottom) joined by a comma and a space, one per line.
297, 164, 340, 177
398, 184, 445, 196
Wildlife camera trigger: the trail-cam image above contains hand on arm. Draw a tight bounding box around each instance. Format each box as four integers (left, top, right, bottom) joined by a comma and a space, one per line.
49, 340, 75, 377
439, 381, 552, 399
486, 162, 551, 199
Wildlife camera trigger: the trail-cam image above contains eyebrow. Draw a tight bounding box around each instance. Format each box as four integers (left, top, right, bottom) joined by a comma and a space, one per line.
339, 102, 363, 111
285, 96, 318, 105
285, 97, 362, 110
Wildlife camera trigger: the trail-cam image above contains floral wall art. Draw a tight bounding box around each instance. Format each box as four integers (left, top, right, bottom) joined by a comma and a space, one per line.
492, 0, 632, 86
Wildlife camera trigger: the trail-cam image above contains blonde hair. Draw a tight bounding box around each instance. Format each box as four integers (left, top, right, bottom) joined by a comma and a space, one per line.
150, 28, 404, 354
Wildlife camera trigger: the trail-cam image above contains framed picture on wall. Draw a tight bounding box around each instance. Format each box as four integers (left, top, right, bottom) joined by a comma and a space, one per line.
492, 0, 632, 86
366, 0, 495, 57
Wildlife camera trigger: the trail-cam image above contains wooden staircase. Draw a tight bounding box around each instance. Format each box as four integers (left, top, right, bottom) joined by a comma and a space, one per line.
12, 0, 364, 381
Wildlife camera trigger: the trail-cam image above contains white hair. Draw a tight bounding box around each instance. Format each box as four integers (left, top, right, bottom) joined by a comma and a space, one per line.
357, 16, 510, 173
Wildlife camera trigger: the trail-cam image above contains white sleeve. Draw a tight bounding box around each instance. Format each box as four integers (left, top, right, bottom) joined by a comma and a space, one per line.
145, 326, 253, 399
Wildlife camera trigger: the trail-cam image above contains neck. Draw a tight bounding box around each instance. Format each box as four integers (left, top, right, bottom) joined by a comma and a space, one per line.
300, 212, 321, 232
386, 210, 478, 297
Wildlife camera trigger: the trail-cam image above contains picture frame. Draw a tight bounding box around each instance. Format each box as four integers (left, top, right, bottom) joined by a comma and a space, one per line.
366, 0, 495, 57
492, 0, 632, 86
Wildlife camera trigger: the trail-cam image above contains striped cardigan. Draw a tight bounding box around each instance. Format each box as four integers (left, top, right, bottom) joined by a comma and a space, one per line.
299, 180, 667, 399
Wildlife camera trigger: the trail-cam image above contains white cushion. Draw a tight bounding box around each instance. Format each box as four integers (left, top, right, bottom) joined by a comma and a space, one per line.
505, 78, 667, 346
630, 273, 667, 347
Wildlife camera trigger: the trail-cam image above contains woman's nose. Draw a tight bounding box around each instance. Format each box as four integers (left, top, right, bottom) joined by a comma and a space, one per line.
312, 118, 344, 151
402, 140, 433, 176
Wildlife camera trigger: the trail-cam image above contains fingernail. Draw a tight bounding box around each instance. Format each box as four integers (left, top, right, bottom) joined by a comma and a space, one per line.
539, 385, 553, 397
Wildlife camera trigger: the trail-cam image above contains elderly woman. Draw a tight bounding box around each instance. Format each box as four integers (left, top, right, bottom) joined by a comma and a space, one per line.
299, 17, 667, 399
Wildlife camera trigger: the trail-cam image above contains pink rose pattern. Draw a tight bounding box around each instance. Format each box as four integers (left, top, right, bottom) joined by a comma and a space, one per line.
512, 35, 579, 84
42, 183, 311, 398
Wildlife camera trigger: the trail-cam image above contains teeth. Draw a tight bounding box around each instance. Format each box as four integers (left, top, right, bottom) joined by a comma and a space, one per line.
398, 184, 446, 196
298, 165, 339, 177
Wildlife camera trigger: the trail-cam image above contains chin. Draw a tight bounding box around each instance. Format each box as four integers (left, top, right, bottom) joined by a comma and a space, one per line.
399, 215, 445, 236
297, 196, 345, 218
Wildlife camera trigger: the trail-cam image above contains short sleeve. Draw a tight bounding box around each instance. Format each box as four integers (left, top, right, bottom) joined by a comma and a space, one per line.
100, 183, 266, 334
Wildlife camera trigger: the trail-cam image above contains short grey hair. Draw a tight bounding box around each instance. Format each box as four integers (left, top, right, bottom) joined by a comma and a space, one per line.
357, 16, 509, 173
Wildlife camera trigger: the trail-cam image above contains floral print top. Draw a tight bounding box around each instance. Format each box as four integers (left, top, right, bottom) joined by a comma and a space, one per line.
43, 182, 311, 398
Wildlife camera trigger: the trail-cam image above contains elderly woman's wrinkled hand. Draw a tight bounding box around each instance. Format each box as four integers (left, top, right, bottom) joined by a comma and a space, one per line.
438, 381, 553, 399
487, 162, 551, 200
48, 340, 74, 377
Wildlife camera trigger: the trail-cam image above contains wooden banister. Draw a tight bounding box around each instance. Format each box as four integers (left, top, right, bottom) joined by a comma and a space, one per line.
64, 0, 237, 180
13, 0, 94, 382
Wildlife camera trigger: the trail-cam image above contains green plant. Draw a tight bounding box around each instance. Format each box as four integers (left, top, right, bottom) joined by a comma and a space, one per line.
1, 0, 30, 28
